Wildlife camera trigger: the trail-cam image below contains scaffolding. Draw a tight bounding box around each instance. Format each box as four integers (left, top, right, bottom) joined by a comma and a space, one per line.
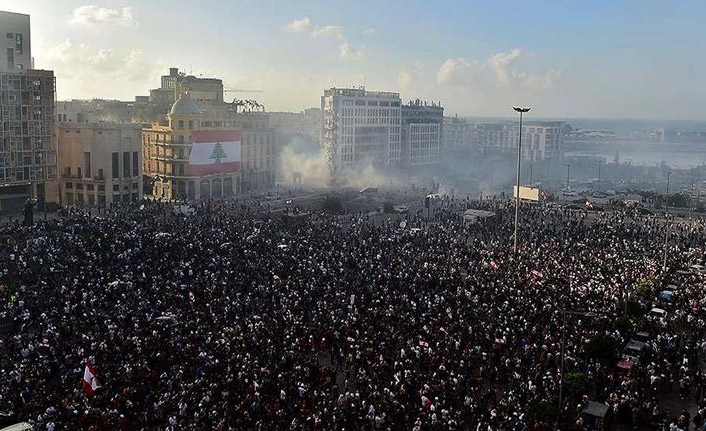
0, 69, 56, 186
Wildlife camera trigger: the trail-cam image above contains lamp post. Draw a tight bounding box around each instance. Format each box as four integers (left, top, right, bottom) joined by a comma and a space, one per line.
512, 106, 531, 256
666, 171, 671, 195
558, 309, 601, 419
663, 212, 671, 272
597, 160, 602, 183
562, 164, 571, 189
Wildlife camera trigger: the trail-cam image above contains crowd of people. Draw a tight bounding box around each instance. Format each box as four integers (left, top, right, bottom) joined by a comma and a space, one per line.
1, 196, 706, 430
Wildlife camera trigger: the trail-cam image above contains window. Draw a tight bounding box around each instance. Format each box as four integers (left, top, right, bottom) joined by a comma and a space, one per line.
132, 182, 138, 190
132, 151, 138, 176
15, 34, 22, 54
84, 152, 91, 177
76, 183, 84, 190
112, 153, 120, 178
98, 168, 104, 180
178, 120, 184, 129
6, 48, 14, 69
113, 184, 120, 192
65, 182, 73, 189
123, 152, 130, 178
98, 185, 105, 192
87, 184, 94, 191
6, 33, 12, 39
77, 167, 82, 178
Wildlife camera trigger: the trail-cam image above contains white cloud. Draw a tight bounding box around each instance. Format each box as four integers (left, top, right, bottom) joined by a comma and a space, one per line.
362, 27, 376, 35
45, 39, 163, 98
488, 48, 522, 85
340, 43, 364, 60
284, 17, 310, 32
437, 58, 482, 86
70, 5, 138, 27
437, 49, 559, 90
397, 70, 413, 90
311, 25, 343, 39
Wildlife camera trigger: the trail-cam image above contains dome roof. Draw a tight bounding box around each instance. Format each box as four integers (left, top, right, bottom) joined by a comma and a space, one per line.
170, 93, 200, 116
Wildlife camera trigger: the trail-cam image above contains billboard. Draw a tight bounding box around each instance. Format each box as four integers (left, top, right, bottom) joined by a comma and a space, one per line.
513, 186, 540, 202
187, 130, 241, 176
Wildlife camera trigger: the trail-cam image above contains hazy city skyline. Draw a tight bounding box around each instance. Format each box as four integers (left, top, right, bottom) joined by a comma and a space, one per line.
2, 0, 705, 120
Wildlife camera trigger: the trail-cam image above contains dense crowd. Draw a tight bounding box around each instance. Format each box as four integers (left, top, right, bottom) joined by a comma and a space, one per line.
1, 197, 706, 430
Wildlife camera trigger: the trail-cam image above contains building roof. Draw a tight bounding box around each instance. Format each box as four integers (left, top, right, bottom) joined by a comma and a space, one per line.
170, 93, 201, 116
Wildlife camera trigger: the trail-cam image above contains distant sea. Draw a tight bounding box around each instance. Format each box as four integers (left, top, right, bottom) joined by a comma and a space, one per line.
465, 117, 706, 169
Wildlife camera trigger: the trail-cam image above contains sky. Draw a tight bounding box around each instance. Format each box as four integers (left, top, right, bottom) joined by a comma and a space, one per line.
1, 0, 705, 120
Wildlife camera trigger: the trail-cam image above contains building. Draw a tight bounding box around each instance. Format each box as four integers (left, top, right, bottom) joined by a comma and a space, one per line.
1, 11, 31, 72
442, 116, 475, 152
269, 108, 321, 145
321, 88, 401, 174
476, 121, 565, 161
0, 11, 56, 212
57, 122, 142, 206
56, 100, 98, 124
142, 93, 276, 201
401, 100, 443, 167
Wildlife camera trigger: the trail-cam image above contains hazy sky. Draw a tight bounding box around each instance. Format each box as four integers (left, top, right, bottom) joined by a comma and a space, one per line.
2, 0, 705, 119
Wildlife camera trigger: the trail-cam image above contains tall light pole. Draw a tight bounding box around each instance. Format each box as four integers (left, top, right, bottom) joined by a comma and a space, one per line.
558, 309, 601, 418
512, 106, 531, 256
562, 164, 571, 189
666, 171, 671, 209
597, 160, 602, 183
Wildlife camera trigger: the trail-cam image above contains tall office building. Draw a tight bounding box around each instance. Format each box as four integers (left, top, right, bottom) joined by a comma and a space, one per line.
442, 116, 475, 152
476, 121, 565, 161
0, 10, 56, 212
401, 100, 443, 167
321, 88, 401, 174
1, 11, 31, 72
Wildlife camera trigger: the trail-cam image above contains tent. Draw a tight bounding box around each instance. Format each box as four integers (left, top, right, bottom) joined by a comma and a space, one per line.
582, 401, 609, 430
462, 209, 496, 224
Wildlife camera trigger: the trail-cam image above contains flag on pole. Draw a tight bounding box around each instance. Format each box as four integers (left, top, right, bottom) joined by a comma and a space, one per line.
83, 361, 101, 397
531, 270, 544, 280
186, 130, 241, 176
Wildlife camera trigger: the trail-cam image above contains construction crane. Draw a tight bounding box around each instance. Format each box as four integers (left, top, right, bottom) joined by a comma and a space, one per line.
224, 88, 264, 94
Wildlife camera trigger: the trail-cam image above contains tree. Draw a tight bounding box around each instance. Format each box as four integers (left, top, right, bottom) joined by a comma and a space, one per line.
321, 194, 343, 214
667, 193, 689, 208
696, 201, 705, 213
564, 372, 588, 400
209, 142, 227, 164
383, 201, 394, 213
584, 334, 619, 364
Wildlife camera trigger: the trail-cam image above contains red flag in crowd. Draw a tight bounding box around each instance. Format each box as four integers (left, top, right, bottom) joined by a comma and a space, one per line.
83, 361, 101, 397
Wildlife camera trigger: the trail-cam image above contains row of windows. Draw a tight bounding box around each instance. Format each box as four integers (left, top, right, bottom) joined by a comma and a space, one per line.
65, 192, 139, 206
341, 99, 400, 107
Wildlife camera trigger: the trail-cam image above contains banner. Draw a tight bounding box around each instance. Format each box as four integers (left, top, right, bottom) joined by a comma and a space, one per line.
187, 130, 241, 176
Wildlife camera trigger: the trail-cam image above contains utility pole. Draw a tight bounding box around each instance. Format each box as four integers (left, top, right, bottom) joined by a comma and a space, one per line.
512, 107, 531, 256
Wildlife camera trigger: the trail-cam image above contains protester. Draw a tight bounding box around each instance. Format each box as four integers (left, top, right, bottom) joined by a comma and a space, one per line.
1, 197, 705, 430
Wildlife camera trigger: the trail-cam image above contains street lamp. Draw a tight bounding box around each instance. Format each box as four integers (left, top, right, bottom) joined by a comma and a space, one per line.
512, 106, 531, 256
666, 171, 671, 196
597, 160, 602, 183
663, 212, 671, 272
562, 164, 571, 190
558, 309, 601, 419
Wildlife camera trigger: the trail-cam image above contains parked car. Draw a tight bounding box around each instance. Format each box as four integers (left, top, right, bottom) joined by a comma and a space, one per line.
647, 307, 668, 328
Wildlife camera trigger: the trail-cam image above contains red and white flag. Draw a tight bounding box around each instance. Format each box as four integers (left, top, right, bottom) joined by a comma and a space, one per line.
83, 361, 101, 397
531, 270, 544, 280
186, 130, 241, 176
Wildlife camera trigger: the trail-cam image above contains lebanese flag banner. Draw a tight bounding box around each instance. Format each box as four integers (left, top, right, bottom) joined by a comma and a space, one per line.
187, 130, 241, 176
83, 361, 101, 397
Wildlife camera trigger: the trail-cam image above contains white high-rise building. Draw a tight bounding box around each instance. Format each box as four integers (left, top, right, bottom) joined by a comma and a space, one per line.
476, 121, 565, 161
0, 10, 56, 212
321, 88, 401, 174
1, 11, 31, 72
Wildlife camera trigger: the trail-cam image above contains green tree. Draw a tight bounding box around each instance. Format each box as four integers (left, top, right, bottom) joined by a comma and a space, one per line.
564, 372, 588, 400
209, 142, 227, 164
382, 201, 394, 213
584, 334, 619, 364
321, 194, 343, 214
667, 193, 689, 208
